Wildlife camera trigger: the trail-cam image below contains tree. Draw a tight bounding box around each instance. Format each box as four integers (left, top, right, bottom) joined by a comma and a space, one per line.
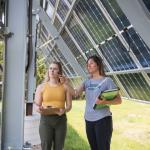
0, 41, 4, 76
0, 41, 4, 66
36, 53, 47, 85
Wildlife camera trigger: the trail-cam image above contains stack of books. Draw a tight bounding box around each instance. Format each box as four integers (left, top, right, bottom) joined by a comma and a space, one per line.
93, 88, 119, 109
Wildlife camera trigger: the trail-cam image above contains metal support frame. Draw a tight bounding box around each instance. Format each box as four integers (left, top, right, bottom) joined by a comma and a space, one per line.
46, 0, 80, 55
141, 71, 150, 87
58, 0, 80, 34
106, 67, 150, 75
73, 11, 113, 71
51, 0, 60, 24
38, 35, 73, 77
116, 0, 150, 49
95, 0, 143, 69
64, 26, 87, 61
38, 9, 86, 78
0, 6, 4, 40
43, 0, 85, 76
53, 47, 75, 76
108, 67, 150, 92
106, 0, 150, 87
40, 33, 74, 76
94, 0, 150, 99
113, 75, 130, 98
26, 0, 40, 116
2, 0, 27, 149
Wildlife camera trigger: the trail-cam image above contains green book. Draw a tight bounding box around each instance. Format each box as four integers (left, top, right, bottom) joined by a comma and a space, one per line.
93, 88, 119, 109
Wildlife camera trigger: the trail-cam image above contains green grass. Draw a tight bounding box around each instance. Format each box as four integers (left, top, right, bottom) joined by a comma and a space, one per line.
64, 100, 150, 150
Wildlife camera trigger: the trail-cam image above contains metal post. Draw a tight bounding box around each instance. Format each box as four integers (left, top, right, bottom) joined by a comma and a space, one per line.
26, 0, 40, 116
2, 0, 27, 149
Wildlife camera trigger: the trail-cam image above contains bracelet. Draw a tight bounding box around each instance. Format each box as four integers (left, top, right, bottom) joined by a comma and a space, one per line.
74, 89, 78, 97
74, 89, 76, 96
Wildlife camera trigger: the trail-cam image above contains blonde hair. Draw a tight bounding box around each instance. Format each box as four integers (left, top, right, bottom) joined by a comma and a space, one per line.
43, 61, 63, 83
43, 70, 50, 83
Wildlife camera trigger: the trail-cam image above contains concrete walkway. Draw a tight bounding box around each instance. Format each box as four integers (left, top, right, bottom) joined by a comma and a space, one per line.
24, 106, 41, 149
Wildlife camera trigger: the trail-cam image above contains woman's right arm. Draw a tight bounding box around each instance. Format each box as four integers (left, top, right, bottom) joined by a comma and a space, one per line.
74, 84, 84, 97
60, 75, 84, 97
66, 82, 84, 98
34, 84, 44, 113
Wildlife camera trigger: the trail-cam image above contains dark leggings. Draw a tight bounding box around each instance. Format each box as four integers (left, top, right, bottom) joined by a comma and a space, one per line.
39, 114, 67, 150
86, 116, 113, 150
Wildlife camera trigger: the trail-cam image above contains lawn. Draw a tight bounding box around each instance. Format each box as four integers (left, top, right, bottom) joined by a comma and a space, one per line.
65, 99, 150, 150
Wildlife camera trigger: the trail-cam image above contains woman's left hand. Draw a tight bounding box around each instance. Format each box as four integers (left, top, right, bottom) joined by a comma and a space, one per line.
96, 99, 107, 104
56, 108, 66, 116
96, 94, 122, 105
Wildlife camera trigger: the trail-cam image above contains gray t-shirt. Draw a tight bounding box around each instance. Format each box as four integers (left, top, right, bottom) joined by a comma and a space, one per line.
83, 77, 117, 121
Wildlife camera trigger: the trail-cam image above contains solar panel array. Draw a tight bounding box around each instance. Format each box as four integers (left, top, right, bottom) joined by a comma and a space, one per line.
37, 0, 150, 101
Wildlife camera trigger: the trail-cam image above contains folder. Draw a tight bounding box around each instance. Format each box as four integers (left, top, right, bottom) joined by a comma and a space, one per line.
93, 88, 119, 109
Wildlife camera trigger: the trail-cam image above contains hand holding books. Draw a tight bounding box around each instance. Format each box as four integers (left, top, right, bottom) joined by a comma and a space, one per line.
98, 88, 119, 100
93, 88, 119, 109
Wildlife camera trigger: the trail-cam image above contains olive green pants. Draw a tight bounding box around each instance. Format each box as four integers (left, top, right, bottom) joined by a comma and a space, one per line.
39, 114, 67, 150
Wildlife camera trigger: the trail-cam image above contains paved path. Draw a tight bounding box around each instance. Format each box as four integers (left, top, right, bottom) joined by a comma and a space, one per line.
32, 145, 41, 150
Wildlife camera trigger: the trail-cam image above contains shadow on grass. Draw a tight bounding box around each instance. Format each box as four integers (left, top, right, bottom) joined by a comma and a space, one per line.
65, 124, 90, 150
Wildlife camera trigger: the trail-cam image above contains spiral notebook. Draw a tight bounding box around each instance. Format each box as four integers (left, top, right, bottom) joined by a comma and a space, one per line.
41, 106, 60, 115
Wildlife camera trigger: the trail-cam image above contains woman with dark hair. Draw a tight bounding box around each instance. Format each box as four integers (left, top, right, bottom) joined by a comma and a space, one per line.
69, 55, 122, 150
34, 61, 72, 150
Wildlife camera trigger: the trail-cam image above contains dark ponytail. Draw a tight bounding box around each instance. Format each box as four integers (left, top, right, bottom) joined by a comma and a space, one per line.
87, 55, 105, 76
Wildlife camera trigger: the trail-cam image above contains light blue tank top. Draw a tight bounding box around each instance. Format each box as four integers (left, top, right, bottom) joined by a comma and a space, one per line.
83, 77, 117, 121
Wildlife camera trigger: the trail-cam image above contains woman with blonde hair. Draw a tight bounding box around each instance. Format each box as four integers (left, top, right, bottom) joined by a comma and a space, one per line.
34, 61, 72, 150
